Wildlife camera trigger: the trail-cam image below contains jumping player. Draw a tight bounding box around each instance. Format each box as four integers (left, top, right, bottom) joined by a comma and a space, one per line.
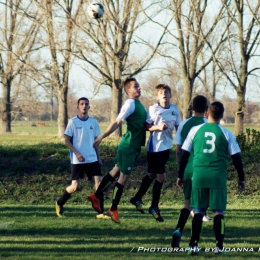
130, 84, 181, 222
88, 78, 146, 224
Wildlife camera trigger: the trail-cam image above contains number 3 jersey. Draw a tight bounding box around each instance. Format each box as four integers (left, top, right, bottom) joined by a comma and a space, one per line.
182, 123, 241, 188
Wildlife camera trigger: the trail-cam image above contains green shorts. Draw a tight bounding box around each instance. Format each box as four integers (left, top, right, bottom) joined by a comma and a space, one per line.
114, 145, 140, 175
183, 179, 192, 200
191, 187, 227, 211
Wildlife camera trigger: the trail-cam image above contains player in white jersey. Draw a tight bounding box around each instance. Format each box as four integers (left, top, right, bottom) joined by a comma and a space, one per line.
130, 84, 181, 222
55, 97, 109, 219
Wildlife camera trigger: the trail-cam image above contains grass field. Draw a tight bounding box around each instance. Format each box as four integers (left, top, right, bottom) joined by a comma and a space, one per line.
1, 124, 260, 259
1, 202, 260, 260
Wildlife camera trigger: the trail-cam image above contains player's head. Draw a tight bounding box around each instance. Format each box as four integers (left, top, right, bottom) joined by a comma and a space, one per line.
77, 97, 90, 115
77, 97, 89, 105
155, 84, 171, 104
155, 84, 171, 95
124, 78, 141, 98
208, 101, 224, 120
192, 95, 208, 113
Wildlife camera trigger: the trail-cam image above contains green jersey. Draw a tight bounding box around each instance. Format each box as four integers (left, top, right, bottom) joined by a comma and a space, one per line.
173, 117, 207, 179
182, 123, 241, 188
117, 99, 146, 149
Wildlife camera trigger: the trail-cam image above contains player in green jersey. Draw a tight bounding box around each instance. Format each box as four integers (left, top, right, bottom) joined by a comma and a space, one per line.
88, 78, 146, 224
177, 101, 245, 255
171, 95, 209, 248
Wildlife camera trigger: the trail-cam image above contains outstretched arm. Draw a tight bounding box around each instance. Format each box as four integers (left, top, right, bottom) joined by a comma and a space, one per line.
93, 118, 123, 147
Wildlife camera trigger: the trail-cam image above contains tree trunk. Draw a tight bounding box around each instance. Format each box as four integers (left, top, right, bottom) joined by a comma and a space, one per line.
1, 78, 12, 133
57, 86, 68, 138
234, 90, 245, 136
110, 85, 123, 137
182, 78, 193, 119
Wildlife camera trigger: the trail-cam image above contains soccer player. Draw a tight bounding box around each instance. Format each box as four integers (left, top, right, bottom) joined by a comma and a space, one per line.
55, 97, 109, 219
130, 84, 181, 222
88, 78, 147, 224
171, 95, 209, 247
177, 101, 245, 255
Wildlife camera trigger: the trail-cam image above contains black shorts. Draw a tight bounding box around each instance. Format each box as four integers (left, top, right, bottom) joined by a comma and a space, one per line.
147, 150, 170, 174
71, 161, 101, 181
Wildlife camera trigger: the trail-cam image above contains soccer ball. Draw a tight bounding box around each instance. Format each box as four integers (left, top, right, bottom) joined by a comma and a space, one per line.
87, 2, 104, 19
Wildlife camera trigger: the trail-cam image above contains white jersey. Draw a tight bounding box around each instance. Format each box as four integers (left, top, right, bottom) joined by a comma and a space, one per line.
64, 116, 101, 164
146, 103, 181, 152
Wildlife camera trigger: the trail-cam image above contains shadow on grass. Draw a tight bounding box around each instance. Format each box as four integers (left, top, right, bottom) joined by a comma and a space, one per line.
0, 206, 260, 259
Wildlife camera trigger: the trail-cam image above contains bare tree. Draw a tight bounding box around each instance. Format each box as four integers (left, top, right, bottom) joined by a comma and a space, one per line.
0, 0, 40, 132
163, 0, 230, 119
74, 0, 171, 136
32, 0, 83, 137
210, 0, 260, 135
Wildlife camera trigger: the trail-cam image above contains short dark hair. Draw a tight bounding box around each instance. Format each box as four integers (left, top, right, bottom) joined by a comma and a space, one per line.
192, 95, 208, 113
209, 101, 224, 119
77, 97, 89, 105
155, 84, 171, 95
124, 77, 136, 92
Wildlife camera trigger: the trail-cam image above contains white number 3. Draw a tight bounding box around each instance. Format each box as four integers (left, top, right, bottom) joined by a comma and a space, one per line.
203, 132, 216, 153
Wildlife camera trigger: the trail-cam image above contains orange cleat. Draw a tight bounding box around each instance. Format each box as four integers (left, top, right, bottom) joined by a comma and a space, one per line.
107, 208, 120, 224
88, 193, 102, 213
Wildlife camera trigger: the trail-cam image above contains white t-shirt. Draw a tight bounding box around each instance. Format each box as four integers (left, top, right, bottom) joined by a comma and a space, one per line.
146, 103, 181, 152
64, 116, 101, 164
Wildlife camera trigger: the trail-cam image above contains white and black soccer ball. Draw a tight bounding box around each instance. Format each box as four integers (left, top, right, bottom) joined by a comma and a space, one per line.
87, 2, 104, 19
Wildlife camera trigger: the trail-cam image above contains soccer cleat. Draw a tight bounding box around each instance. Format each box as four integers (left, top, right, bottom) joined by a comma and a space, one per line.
107, 208, 120, 224
203, 215, 213, 222
187, 246, 200, 255
96, 213, 111, 220
130, 197, 145, 214
148, 207, 164, 222
171, 229, 181, 248
214, 246, 227, 255
55, 201, 63, 218
88, 193, 102, 213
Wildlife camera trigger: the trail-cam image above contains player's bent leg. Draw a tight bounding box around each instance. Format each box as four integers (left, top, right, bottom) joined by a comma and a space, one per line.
171, 205, 190, 248
55, 181, 77, 217
130, 197, 145, 213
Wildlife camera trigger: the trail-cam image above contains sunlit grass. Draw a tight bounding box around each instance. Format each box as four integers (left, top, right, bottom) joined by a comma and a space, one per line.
0, 203, 259, 259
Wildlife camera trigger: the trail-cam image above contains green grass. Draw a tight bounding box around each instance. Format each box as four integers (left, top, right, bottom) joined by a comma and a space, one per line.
0, 202, 260, 260
1, 126, 260, 259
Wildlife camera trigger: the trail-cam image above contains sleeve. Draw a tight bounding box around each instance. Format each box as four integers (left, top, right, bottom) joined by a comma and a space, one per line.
228, 132, 241, 155
116, 99, 135, 121
178, 150, 191, 178
94, 119, 101, 138
181, 127, 196, 152
146, 105, 154, 124
175, 106, 182, 126
64, 120, 73, 137
173, 120, 185, 145
231, 153, 245, 181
